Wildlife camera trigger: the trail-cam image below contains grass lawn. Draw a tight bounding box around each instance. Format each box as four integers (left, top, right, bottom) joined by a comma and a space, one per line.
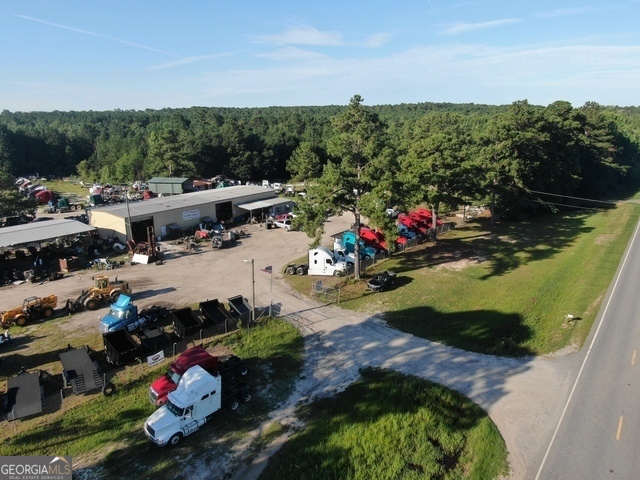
0, 318, 304, 479
288, 204, 640, 356
260, 368, 508, 480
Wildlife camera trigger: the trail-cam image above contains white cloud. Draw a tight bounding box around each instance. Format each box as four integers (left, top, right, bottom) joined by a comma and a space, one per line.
441, 18, 521, 35
535, 7, 596, 18
148, 52, 236, 71
256, 47, 329, 62
254, 25, 391, 48
256, 26, 345, 46
13, 14, 178, 57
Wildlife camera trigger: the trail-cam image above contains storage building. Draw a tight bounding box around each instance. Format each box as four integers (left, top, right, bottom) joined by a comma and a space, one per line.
87, 185, 295, 243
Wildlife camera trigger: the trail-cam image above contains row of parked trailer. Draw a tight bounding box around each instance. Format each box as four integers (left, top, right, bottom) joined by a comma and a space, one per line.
100, 295, 253, 367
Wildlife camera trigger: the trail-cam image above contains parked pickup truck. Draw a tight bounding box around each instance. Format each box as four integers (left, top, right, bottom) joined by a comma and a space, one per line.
149, 346, 248, 406
144, 365, 252, 446
99, 295, 152, 334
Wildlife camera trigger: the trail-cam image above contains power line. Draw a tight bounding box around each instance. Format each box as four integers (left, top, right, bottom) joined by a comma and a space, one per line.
535, 200, 603, 212
527, 189, 619, 206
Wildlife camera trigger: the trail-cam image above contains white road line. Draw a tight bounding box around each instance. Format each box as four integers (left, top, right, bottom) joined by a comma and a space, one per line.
534, 216, 640, 480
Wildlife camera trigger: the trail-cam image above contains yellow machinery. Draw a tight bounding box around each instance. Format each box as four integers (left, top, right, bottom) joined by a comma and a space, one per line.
1, 295, 58, 328
69, 275, 132, 311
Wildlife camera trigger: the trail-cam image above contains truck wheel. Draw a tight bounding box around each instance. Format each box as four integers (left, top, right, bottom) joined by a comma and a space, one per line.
102, 382, 116, 397
85, 299, 98, 310
296, 267, 305, 275
237, 365, 249, 376
169, 433, 182, 446
110, 292, 120, 302
42, 307, 54, 317
242, 392, 252, 403
160, 308, 169, 318
286, 266, 295, 275
228, 398, 240, 411
16, 315, 27, 327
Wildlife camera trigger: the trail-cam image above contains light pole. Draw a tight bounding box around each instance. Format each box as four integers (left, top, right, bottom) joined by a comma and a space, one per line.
244, 258, 255, 325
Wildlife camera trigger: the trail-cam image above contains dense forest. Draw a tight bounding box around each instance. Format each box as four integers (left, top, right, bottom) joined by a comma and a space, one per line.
1, 98, 640, 220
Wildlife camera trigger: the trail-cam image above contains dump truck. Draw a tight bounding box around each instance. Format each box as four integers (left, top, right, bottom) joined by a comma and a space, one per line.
1, 295, 58, 328
144, 365, 251, 446
69, 275, 132, 311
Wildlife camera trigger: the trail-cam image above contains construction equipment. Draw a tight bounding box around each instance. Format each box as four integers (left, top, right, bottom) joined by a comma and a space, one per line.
1, 295, 58, 328
128, 226, 160, 263
68, 275, 132, 312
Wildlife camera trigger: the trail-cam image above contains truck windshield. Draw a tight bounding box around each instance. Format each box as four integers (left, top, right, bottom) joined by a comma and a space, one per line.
167, 370, 182, 384
165, 399, 185, 417
108, 308, 126, 319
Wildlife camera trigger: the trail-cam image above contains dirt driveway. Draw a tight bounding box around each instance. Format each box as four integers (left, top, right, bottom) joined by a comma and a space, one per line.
0, 215, 577, 479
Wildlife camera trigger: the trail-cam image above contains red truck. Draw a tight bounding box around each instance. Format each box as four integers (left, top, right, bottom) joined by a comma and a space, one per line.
149, 346, 248, 406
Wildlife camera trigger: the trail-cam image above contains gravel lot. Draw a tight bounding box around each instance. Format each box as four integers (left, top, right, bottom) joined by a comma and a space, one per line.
1, 214, 579, 479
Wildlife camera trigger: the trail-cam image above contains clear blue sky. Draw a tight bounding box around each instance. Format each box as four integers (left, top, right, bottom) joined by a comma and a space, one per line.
1, 0, 639, 112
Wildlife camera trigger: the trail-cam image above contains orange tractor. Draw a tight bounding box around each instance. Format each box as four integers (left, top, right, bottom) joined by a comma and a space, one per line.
1, 295, 58, 328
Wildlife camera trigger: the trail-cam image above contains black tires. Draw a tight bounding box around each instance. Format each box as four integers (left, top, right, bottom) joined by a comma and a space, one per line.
242, 392, 252, 403
102, 382, 116, 397
15, 315, 27, 327
286, 266, 295, 275
237, 365, 249, 376
42, 307, 54, 317
169, 433, 182, 446
296, 267, 305, 275
228, 398, 240, 411
85, 298, 98, 310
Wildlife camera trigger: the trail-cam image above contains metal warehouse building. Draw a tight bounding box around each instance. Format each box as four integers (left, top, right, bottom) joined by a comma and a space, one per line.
87, 185, 296, 243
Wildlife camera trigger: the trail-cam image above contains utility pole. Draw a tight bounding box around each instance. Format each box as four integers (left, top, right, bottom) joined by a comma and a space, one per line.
244, 259, 255, 325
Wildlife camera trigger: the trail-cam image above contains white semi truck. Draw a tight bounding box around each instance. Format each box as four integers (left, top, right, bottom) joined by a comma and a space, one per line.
308, 246, 349, 276
144, 365, 251, 447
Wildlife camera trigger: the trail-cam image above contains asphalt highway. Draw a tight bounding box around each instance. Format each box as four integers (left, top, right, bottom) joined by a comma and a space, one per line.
534, 218, 640, 479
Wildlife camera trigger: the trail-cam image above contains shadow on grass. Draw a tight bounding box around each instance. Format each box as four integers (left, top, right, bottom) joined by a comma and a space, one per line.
391, 212, 598, 279
386, 305, 533, 356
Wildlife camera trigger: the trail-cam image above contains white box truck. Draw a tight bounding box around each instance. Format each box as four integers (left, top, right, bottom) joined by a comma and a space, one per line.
308, 246, 349, 276
144, 365, 251, 447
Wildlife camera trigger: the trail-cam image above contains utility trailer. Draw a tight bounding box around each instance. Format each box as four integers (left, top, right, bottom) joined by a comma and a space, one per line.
172, 307, 205, 339
198, 299, 236, 332
227, 295, 253, 326
137, 327, 172, 355
59, 347, 115, 396
103, 329, 141, 366
103, 326, 173, 366
4, 372, 43, 421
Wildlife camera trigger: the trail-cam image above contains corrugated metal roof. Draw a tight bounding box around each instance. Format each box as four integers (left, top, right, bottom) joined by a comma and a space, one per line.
148, 177, 189, 184
90, 185, 276, 219
236, 197, 296, 210
0, 219, 96, 248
